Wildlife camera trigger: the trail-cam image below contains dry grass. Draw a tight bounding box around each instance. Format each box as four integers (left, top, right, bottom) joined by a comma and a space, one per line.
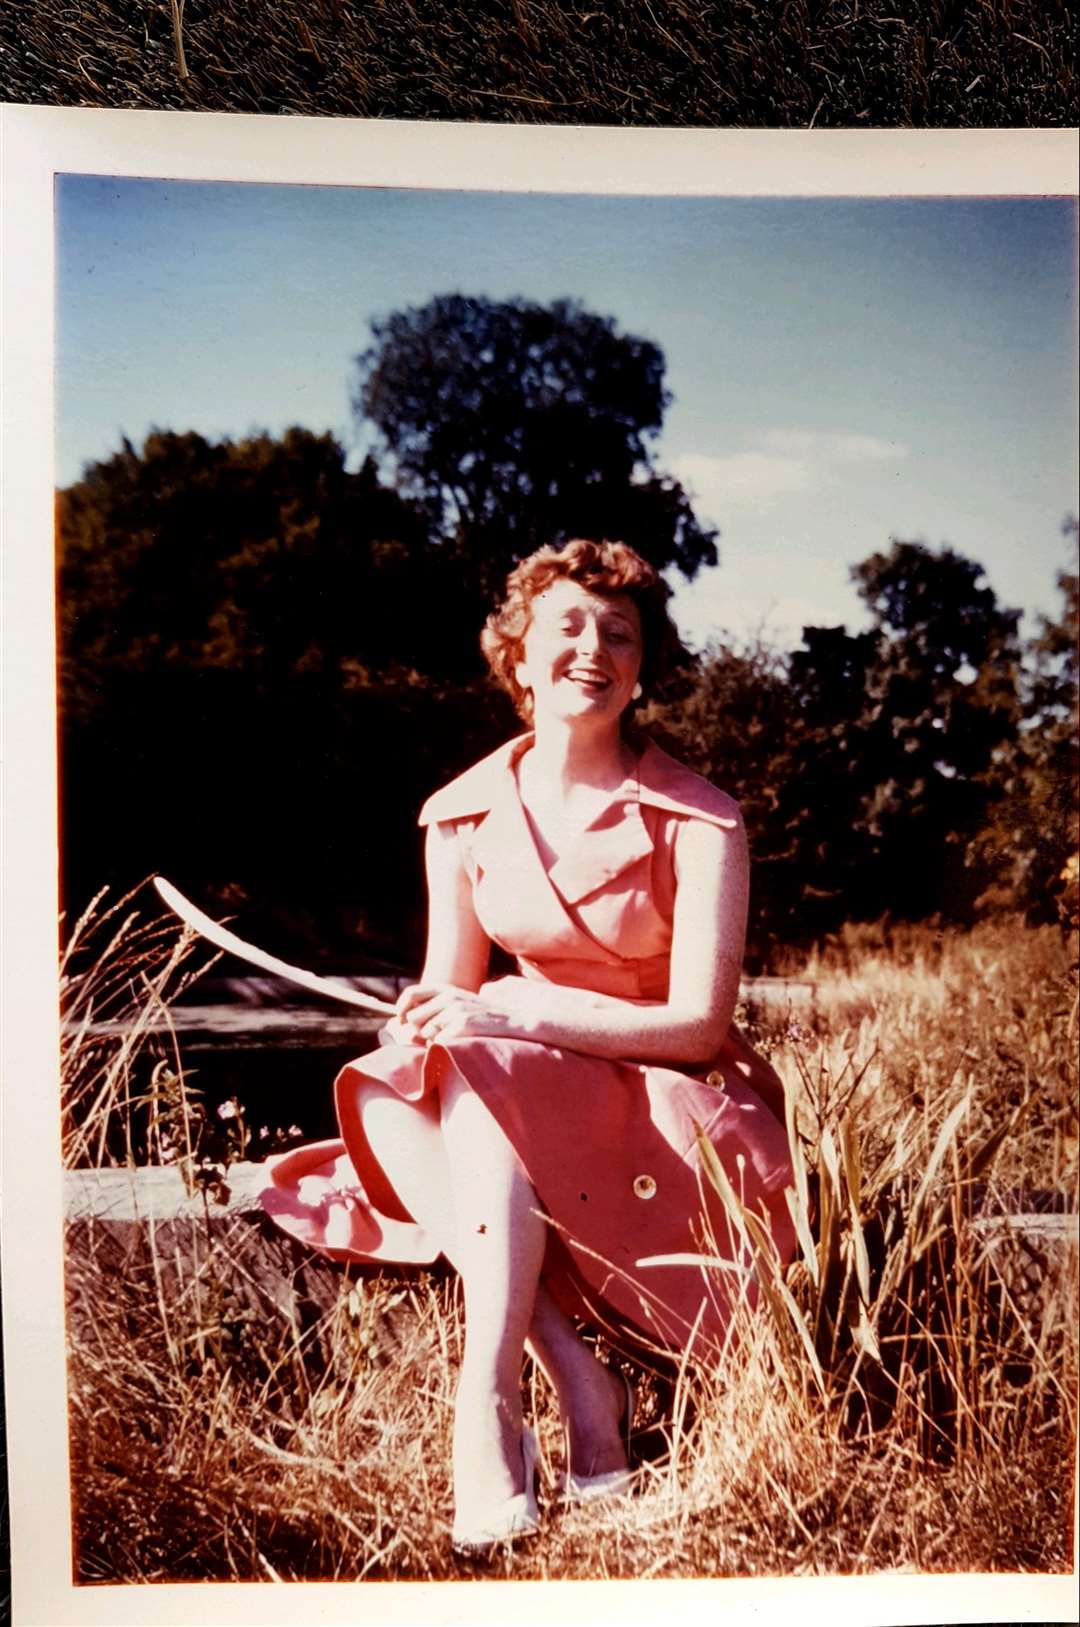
3, 0, 1076, 127
60, 883, 220, 1170
63, 897, 1078, 1582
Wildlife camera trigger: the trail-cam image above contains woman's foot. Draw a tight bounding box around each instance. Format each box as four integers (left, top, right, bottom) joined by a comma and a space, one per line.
562, 1362, 632, 1481
452, 1426, 540, 1555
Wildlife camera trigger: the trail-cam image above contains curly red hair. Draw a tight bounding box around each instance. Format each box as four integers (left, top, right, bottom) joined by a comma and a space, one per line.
481, 538, 678, 723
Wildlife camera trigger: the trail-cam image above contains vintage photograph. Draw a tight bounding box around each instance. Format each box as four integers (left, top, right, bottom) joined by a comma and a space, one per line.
3, 114, 1077, 1620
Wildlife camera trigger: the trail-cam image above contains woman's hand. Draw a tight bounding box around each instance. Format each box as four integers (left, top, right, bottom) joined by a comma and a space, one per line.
394, 981, 533, 1046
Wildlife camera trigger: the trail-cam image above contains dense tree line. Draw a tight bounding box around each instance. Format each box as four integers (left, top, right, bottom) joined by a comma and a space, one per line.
56, 297, 1078, 970
649, 536, 1077, 958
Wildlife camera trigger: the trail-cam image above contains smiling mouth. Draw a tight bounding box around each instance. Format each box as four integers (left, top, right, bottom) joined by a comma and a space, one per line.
564, 668, 612, 691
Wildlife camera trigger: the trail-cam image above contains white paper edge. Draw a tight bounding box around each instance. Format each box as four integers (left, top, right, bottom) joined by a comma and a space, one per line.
2, 104, 1077, 1627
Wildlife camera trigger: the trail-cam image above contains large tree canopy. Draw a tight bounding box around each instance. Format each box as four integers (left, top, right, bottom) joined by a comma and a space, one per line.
791, 540, 1023, 921
651, 539, 1030, 949
58, 426, 493, 712
56, 427, 512, 962
353, 293, 718, 592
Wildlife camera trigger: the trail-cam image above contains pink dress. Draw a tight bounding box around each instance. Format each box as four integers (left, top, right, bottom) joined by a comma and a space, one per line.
260, 735, 795, 1358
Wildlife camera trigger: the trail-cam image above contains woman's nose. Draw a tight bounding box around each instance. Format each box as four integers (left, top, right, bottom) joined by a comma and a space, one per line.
574, 620, 602, 655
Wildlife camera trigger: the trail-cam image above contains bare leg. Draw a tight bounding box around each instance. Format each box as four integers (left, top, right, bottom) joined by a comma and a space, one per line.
353, 1084, 453, 1248
438, 1066, 547, 1513
527, 1288, 629, 1478
353, 1079, 628, 1489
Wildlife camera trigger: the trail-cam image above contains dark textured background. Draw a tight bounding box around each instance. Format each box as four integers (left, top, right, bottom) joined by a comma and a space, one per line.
2, 0, 1076, 127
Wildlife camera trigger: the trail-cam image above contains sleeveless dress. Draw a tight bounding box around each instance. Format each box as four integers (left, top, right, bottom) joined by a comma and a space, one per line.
259, 735, 796, 1359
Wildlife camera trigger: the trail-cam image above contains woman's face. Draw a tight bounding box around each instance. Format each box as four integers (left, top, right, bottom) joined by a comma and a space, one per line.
515, 578, 643, 728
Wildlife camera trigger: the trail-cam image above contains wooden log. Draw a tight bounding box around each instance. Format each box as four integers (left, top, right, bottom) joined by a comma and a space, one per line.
64, 1161, 271, 1223
64, 1162, 1076, 1251
63, 1162, 1073, 1386
61, 1163, 441, 1362
739, 975, 817, 1009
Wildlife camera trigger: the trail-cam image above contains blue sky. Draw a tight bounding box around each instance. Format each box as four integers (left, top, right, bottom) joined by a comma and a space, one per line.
56, 177, 1077, 647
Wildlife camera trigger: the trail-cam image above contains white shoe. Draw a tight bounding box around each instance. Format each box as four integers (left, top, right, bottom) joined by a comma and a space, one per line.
558, 1372, 636, 1507
451, 1427, 540, 1555
559, 1464, 634, 1505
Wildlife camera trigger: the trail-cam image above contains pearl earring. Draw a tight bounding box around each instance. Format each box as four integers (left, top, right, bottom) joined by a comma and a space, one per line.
632, 682, 643, 701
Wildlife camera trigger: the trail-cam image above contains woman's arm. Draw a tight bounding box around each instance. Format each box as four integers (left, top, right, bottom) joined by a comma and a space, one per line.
382, 823, 490, 1046
418, 820, 492, 990
399, 815, 749, 1065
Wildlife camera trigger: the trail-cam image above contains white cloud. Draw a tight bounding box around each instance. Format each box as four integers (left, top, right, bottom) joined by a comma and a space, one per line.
672, 428, 910, 523
762, 429, 907, 464
667, 540, 866, 652
675, 450, 812, 519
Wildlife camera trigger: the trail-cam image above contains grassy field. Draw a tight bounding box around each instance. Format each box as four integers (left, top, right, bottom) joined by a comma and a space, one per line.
3, 0, 1076, 127
62, 896, 1077, 1582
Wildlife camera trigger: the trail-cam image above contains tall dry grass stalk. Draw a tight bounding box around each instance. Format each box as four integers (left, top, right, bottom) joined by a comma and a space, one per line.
63, 898, 1077, 1580
60, 882, 219, 1169
168, 0, 188, 80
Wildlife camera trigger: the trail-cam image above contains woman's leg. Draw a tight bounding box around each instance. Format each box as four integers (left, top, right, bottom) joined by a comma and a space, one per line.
438, 1066, 548, 1512
526, 1289, 629, 1479
352, 1082, 453, 1245
355, 1075, 544, 1507
354, 1078, 628, 1494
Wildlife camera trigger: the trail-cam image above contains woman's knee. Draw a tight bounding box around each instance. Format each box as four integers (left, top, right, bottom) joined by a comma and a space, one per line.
355, 1082, 449, 1225
357, 1079, 439, 1138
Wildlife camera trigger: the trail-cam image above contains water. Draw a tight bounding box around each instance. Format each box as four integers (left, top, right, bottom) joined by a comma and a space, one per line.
76, 971, 817, 1155
81, 976, 390, 1150
173, 1017, 379, 1143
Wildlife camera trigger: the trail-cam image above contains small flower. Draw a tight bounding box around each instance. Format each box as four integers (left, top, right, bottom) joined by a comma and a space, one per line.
216, 1099, 239, 1121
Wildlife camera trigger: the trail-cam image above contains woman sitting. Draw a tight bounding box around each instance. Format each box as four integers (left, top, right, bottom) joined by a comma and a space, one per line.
261, 538, 795, 1553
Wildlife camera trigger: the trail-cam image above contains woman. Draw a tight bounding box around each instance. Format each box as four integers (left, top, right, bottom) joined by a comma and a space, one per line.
261, 538, 795, 1552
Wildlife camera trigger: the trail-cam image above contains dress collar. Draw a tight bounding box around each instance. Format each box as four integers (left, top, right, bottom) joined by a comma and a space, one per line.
419, 733, 740, 911
419, 733, 740, 834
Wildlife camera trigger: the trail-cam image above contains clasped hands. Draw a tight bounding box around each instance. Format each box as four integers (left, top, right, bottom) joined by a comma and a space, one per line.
382, 978, 543, 1048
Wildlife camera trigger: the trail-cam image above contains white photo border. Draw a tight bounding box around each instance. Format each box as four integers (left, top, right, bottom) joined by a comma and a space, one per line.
2, 106, 1078, 1627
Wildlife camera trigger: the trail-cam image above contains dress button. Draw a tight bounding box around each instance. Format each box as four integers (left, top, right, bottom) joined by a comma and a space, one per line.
633, 1174, 657, 1200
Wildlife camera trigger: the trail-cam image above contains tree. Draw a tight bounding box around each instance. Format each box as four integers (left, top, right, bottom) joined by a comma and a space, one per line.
643, 637, 807, 964
791, 540, 1023, 923
634, 540, 1030, 948
970, 519, 1079, 922
57, 427, 491, 711
782, 624, 885, 927
1026, 522, 1080, 922
56, 427, 510, 961
353, 294, 718, 593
